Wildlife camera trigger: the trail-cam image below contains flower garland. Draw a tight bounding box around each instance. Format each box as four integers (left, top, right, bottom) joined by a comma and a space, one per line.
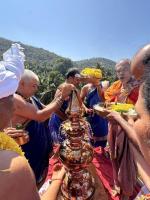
0, 132, 24, 156
81, 67, 102, 79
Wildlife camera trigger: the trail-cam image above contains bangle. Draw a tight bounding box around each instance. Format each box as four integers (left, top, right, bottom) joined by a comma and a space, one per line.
51, 178, 62, 181
50, 179, 63, 184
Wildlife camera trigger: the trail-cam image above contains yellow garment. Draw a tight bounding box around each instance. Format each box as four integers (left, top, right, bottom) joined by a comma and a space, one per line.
0, 132, 24, 156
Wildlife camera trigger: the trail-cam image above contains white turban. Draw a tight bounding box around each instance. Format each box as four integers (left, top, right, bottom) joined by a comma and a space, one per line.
0, 43, 25, 99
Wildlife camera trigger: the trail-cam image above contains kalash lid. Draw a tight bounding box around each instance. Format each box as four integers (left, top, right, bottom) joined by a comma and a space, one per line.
66, 90, 82, 115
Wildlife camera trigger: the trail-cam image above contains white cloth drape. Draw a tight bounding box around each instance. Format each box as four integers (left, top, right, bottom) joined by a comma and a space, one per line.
0, 43, 25, 98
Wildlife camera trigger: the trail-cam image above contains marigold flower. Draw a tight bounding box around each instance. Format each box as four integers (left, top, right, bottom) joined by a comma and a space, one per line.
0, 132, 24, 156
81, 67, 102, 79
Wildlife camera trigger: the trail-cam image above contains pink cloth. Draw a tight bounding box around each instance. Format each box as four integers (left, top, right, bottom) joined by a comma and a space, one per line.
93, 147, 120, 200
108, 122, 137, 197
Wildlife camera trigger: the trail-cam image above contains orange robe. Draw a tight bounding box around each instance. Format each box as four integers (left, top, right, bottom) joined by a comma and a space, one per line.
104, 80, 139, 105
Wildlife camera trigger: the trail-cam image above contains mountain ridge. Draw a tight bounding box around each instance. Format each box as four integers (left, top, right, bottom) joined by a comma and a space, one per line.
0, 37, 115, 68
0, 37, 116, 101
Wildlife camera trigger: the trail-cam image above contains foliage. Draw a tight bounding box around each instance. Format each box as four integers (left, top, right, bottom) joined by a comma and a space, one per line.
0, 37, 116, 103
53, 58, 73, 74
74, 57, 116, 69
96, 63, 116, 83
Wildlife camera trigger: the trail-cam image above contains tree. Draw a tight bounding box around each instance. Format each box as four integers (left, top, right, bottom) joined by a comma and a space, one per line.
96, 62, 116, 83
53, 58, 73, 75
39, 70, 65, 103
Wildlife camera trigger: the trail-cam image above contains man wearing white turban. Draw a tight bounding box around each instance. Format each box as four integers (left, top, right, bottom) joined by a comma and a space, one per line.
5, 66, 76, 186
0, 45, 66, 200
0, 43, 25, 129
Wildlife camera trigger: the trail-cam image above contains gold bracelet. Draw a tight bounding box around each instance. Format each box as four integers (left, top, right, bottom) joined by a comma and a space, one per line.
50, 179, 63, 184
51, 178, 62, 181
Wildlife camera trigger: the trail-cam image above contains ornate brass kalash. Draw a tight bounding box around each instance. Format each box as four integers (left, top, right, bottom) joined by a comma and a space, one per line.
58, 90, 95, 200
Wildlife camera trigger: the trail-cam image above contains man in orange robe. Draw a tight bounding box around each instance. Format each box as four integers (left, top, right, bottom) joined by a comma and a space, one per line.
105, 59, 139, 104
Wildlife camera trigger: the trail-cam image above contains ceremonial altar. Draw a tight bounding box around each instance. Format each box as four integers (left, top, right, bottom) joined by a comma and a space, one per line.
45, 90, 120, 200
46, 147, 120, 200
44, 92, 140, 200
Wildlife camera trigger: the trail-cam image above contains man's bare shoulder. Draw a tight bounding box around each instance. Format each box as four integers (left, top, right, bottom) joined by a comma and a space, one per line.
13, 94, 29, 120
0, 150, 31, 172
57, 82, 67, 90
14, 93, 22, 100
0, 150, 40, 200
82, 84, 91, 89
13, 93, 27, 108
55, 82, 67, 96
82, 84, 92, 92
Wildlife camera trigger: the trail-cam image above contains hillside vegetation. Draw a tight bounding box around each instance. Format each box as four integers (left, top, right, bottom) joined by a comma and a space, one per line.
0, 37, 116, 103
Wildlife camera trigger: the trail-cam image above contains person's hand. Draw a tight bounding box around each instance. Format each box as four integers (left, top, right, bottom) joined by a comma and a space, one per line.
52, 144, 61, 159
106, 110, 123, 122
51, 165, 66, 181
4, 127, 29, 140
61, 83, 75, 100
78, 76, 90, 84
127, 114, 138, 121
122, 113, 137, 125
85, 107, 93, 114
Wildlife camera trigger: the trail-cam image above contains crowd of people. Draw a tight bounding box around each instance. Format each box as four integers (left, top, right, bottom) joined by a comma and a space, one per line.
0, 43, 150, 200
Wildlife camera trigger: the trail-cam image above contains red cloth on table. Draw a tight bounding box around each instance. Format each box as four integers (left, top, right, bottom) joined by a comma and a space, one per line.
46, 146, 140, 200
46, 147, 120, 200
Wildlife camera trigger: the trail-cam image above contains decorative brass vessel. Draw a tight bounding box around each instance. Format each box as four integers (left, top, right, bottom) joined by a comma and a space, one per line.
14, 133, 29, 145
59, 90, 95, 200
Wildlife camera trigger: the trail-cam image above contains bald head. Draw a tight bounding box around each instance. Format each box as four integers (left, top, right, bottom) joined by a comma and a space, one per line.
115, 59, 131, 69
18, 69, 39, 98
131, 44, 150, 80
115, 59, 131, 83
21, 69, 39, 82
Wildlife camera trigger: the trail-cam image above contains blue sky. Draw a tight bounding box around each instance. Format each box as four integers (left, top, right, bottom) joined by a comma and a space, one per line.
0, 0, 150, 61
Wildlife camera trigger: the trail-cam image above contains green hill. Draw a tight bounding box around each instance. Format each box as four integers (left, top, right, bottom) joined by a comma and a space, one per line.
74, 57, 116, 69
0, 37, 116, 102
0, 37, 61, 64
0, 37, 115, 69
